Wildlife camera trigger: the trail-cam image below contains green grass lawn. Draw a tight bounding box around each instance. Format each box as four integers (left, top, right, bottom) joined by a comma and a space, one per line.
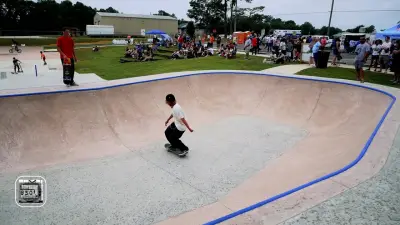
75, 46, 278, 80
0, 37, 146, 47
296, 67, 399, 88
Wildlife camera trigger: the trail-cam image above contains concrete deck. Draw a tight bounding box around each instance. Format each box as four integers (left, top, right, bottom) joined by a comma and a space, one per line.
281, 126, 400, 225
0, 48, 399, 225
0, 46, 105, 91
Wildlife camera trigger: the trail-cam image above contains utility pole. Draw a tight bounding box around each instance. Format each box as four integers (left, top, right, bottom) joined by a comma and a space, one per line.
234, 2, 238, 32
327, 0, 335, 37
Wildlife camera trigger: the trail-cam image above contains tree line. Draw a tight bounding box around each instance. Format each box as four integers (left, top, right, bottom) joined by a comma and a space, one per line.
0, 0, 119, 36
187, 0, 376, 36
0, 0, 375, 37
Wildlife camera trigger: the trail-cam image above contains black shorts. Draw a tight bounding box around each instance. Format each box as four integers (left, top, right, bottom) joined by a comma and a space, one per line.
371, 55, 379, 60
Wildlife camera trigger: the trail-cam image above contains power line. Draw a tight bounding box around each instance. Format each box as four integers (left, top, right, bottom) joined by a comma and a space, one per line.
269, 9, 400, 16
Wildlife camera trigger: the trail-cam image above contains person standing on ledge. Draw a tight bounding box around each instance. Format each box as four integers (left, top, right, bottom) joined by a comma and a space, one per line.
57, 28, 78, 86
164, 94, 193, 156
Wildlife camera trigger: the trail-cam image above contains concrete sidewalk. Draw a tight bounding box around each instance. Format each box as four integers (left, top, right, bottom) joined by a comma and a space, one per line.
262, 63, 395, 76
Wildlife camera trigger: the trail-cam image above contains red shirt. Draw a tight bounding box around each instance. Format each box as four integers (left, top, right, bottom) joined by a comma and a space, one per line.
57, 36, 75, 59
251, 37, 257, 47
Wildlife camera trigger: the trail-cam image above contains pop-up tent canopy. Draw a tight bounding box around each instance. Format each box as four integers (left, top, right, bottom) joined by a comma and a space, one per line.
145, 29, 166, 35
160, 34, 172, 41
376, 23, 400, 39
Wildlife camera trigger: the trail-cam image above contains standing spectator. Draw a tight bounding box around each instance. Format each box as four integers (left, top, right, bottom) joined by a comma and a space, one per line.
367, 40, 381, 71
273, 37, 280, 56
331, 37, 341, 66
310, 37, 320, 67
216, 35, 222, 48
209, 34, 215, 48
344, 39, 350, 53
287, 39, 294, 60
280, 38, 287, 56
263, 35, 268, 50
354, 37, 371, 83
294, 39, 302, 61
57, 28, 78, 86
256, 34, 261, 53
379, 36, 392, 73
251, 35, 258, 55
320, 37, 327, 49
177, 35, 184, 50
268, 36, 273, 52
391, 39, 400, 84
152, 35, 158, 44
244, 36, 252, 60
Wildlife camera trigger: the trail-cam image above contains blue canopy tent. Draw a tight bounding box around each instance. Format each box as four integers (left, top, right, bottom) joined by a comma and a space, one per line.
145, 29, 166, 35
375, 23, 400, 39
160, 34, 173, 41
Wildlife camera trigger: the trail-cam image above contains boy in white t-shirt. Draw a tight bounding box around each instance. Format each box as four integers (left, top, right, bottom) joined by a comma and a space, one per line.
164, 94, 193, 155
379, 36, 392, 73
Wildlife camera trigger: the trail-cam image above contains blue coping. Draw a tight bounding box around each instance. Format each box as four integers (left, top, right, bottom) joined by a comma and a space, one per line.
0, 71, 397, 224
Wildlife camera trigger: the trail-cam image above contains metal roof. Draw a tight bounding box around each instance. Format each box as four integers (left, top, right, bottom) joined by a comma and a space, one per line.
96, 12, 177, 21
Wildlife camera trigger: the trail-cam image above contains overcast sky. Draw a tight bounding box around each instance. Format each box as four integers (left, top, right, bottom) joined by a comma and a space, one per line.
58, 0, 399, 30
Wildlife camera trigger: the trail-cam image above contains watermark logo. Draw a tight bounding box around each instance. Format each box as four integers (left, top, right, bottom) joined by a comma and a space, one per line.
15, 176, 47, 207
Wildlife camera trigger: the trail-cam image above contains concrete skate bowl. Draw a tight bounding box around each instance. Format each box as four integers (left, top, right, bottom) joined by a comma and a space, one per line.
0, 72, 396, 225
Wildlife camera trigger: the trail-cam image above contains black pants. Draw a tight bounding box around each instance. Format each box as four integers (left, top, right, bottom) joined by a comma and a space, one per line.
165, 122, 188, 151
274, 46, 279, 56
251, 46, 257, 55
13, 63, 21, 72
61, 58, 75, 82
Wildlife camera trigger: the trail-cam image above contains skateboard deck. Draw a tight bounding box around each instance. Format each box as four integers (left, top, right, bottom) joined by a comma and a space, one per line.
62, 58, 73, 86
164, 143, 187, 157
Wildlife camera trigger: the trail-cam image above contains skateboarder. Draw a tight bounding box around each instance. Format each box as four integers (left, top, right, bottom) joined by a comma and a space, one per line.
57, 28, 78, 86
164, 94, 193, 156
12, 57, 22, 74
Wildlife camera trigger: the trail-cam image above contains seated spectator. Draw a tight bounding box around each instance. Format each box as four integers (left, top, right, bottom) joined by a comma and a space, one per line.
226, 43, 237, 59
142, 50, 154, 62
192, 45, 199, 58
136, 47, 144, 60
125, 48, 133, 58
170, 50, 183, 60
217, 44, 226, 56
225, 48, 234, 59
186, 48, 195, 59
206, 47, 214, 56
274, 50, 285, 64
92, 46, 99, 52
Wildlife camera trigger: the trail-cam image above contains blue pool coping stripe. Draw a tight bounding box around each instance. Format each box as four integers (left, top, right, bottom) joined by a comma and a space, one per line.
0, 71, 397, 224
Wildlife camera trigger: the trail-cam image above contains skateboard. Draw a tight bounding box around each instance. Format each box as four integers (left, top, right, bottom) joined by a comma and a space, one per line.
62, 58, 73, 86
164, 143, 187, 157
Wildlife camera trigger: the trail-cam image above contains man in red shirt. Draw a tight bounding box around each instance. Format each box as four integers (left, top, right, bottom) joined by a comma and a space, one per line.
177, 35, 184, 50
57, 29, 78, 86
251, 36, 258, 55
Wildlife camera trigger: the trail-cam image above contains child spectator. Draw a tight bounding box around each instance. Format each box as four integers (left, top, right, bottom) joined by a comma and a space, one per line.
40, 51, 47, 65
